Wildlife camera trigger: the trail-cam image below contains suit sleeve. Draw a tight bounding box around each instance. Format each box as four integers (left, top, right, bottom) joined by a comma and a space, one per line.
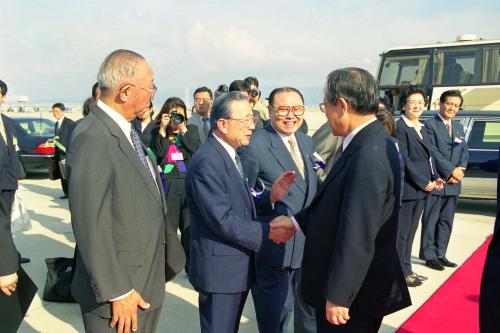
396, 125, 430, 190
180, 124, 201, 155
458, 125, 469, 168
69, 130, 133, 302
0, 198, 19, 276
425, 121, 454, 178
187, 156, 269, 252
323, 156, 391, 307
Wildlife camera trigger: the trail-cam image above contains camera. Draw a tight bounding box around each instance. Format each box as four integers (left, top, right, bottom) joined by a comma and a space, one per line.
250, 89, 260, 98
170, 112, 185, 125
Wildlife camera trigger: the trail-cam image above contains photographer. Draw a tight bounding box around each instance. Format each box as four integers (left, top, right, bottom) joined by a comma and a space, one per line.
152, 97, 200, 273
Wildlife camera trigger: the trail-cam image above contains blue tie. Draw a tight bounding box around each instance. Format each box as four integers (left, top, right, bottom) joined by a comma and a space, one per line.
130, 127, 153, 179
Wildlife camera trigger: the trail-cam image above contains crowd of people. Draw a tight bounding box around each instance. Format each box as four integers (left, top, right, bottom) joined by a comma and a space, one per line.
0, 47, 478, 333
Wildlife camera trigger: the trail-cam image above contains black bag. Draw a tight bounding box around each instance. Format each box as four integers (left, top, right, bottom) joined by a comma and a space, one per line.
42, 257, 76, 303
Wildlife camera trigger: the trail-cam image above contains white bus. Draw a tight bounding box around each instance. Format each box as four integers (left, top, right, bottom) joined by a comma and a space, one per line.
377, 34, 500, 111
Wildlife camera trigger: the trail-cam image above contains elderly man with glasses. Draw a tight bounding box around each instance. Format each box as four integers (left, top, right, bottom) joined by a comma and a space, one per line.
239, 87, 318, 333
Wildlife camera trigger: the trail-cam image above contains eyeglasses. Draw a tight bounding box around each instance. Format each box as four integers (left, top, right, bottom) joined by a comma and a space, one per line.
271, 105, 305, 117
125, 82, 157, 97
407, 101, 426, 107
228, 116, 257, 127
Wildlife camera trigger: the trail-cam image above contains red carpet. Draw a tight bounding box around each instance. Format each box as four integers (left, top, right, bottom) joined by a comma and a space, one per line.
396, 236, 491, 333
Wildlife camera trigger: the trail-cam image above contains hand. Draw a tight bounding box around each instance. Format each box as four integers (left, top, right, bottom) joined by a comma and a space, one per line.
177, 123, 188, 134
434, 178, 445, 190
110, 290, 150, 333
269, 216, 296, 244
447, 177, 459, 184
270, 171, 296, 204
423, 181, 435, 192
0, 272, 18, 296
451, 167, 465, 181
325, 300, 350, 326
160, 114, 170, 130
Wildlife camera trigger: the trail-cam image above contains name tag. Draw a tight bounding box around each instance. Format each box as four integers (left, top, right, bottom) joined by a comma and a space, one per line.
171, 152, 184, 161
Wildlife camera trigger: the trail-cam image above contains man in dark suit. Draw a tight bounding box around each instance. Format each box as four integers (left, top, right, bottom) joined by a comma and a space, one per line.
68, 49, 184, 333
420, 90, 469, 270
0, 79, 22, 297
273, 68, 411, 332
185, 91, 297, 333
52, 102, 74, 199
187, 86, 213, 143
239, 87, 318, 333
479, 147, 500, 333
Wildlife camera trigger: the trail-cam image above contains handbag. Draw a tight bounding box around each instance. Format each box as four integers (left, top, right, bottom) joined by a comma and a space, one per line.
42, 257, 76, 303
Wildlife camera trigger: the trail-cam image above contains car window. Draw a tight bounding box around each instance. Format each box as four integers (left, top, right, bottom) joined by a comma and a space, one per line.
468, 120, 500, 149
14, 119, 55, 136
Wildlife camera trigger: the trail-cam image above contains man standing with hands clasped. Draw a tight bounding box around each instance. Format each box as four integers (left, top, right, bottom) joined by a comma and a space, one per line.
272, 68, 411, 332
186, 91, 298, 333
69, 50, 184, 333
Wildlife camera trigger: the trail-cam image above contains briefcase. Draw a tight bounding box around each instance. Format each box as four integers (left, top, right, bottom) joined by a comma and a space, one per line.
58, 159, 67, 180
42, 257, 76, 303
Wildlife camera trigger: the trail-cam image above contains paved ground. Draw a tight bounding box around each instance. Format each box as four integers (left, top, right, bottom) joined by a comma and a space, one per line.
12, 174, 496, 333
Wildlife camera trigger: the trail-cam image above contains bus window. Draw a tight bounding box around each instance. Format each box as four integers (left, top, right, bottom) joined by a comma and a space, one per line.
483, 47, 500, 83
434, 48, 482, 85
379, 54, 431, 86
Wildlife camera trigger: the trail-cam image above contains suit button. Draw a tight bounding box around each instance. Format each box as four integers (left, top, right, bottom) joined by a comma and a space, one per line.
288, 192, 292, 196
163, 240, 166, 245
244, 211, 248, 216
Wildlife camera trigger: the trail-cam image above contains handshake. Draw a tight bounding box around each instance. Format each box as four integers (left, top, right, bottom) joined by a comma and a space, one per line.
268, 216, 297, 244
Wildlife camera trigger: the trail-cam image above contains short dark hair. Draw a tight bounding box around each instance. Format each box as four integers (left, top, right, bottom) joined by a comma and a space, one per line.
400, 86, 427, 106
193, 86, 213, 100
156, 97, 187, 122
324, 67, 379, 115
210, 91, 248, 129
244, 76, 259, 88
92, 82, 99, 98
52, 102, 65, 111
229, 80, 251, 94
0, 80, 7, 96
82, 98, 93, 117
268, 87, 304, 106
439, 89, 463, 107
376, 109, 396, 136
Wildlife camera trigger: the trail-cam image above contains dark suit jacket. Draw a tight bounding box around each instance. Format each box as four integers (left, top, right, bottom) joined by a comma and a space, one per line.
479, 147, 500, 333
396, 118, 436, 201
0, 114, 21, 276
187, 112, 209, 144
68, 106, 184, 317
186, 135, 270, 293
239, 124, 317, 268
54, 117, 74, 161
131, 118, 159, 148
425, 115, 469, 196
297, 120, 411, 319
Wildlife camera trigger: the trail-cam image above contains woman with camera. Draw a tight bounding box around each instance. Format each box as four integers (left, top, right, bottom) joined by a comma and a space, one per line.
152, 97, 200, 273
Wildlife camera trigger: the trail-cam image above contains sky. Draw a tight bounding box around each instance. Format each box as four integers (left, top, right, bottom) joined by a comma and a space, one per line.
2, 0, 500, 105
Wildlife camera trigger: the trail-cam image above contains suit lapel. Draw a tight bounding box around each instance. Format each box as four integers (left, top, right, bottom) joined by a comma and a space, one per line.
266, 126, 307, 194
94, 107, 162, 205
209, 136, 255, 214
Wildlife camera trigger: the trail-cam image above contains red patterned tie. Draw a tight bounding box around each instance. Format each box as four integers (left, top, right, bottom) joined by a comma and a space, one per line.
446, 122, 452, 137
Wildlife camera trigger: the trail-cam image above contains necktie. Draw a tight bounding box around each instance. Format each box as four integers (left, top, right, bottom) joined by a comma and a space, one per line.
288, 136, 305, 178
130, 127, 154, 179
55, 121, 59, 134
332, 144, 344, 165
202, 118, 210, 138
446, 122, 452, 137
0, 118, 7, 143
234, 154, 245, 180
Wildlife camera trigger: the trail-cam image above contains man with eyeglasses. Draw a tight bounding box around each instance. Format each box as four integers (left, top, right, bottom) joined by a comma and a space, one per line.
420, 89, 469, 271
228, 79, 264, 129
186, 91, 298, 333
68, 49, 184, 333
239, 87, 318, 333
187, 86, 213, 144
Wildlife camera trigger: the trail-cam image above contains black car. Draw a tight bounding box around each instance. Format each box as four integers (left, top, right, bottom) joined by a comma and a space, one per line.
10, 116, 56, 176
395, 111, 500, 199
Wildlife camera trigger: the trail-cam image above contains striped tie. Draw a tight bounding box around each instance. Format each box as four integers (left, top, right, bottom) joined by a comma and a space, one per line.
288, 136, 305, 178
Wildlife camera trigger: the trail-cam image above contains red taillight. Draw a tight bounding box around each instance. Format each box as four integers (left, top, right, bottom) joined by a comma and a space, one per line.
34, 142, 56, 154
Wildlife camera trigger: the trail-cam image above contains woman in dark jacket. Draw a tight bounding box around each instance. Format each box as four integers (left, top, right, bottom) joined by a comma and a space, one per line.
396, 87, 443, 287
132, 101, 158, 148
152, 97, 200, 273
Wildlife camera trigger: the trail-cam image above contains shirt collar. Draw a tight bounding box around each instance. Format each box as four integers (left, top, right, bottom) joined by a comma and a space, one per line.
401, 114, 424, 128
97, 99, 133, 143
342, 117, 377, 151
213, 132, 236, 161
437, 113, 451, 126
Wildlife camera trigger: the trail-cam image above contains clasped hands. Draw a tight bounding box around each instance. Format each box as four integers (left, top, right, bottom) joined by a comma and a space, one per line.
268, 215, 297, 244
0, 272, 18, 296
447, 167, 466, 184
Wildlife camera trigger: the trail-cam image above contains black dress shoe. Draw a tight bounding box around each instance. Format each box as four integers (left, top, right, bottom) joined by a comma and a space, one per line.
20, 257, 31, 264
405, 275, 423, 287
425, 259, 445, 271
411, 272, 428, 282
59, 195, 68, 199
438, 257, 457, 268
